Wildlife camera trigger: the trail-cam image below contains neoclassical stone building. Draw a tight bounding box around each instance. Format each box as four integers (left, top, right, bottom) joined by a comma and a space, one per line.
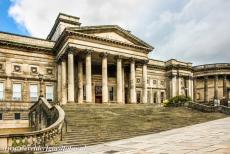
0, 13, 229, 128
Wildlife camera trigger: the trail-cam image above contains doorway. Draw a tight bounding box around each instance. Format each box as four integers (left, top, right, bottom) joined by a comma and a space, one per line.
95, 86, 102, 103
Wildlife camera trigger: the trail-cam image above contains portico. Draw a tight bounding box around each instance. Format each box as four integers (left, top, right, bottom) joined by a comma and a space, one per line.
57, 48, 150, 104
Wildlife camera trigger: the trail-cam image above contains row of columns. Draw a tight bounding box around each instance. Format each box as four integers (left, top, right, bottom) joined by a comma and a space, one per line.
57, 48, 148, 104
193, 75, 228, 103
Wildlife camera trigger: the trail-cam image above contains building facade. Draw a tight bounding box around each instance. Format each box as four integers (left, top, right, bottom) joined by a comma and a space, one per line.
0, 13, 229, 128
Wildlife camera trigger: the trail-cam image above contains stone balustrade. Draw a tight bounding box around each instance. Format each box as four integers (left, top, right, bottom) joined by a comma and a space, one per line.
186, 101, 230, 115
0, 97, 65, 153
193, 63, 230, 70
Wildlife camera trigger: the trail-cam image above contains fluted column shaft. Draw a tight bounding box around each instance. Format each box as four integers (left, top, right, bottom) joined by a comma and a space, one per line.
102, 54, 108, 103
85, 52, 92, 103
223, 75, 227, 99
204, 76, 208, 103
77, 59, 83, 103
142, 63, 147, 103
214, 75, 219, 99
117, 57, 123, 103
67, 51, 75, 102
130, 59, 136, 103
61, 58, 67, 105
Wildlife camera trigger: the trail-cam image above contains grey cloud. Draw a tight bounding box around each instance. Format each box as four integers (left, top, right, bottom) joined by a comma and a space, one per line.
8, 0, 230, 65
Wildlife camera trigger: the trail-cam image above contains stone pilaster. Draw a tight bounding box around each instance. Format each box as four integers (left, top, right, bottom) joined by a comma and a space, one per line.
67, 49, 75, 103
85, 51, 92, 103
101, 53, 108, 103
77, 58, 83, 103
61, 57, 67, 105
204, 76, 208, 103
214, 75, 219, 99
142, 62, 147, 104
116, 56, 123, 103
130, 58, 136, 103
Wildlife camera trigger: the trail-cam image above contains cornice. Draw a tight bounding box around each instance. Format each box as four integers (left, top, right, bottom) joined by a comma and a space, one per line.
0, 40, 53, 54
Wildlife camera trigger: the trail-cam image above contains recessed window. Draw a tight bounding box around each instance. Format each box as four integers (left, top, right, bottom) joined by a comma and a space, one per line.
153, 80, 157, 84
0, 82, 4, 100
46, 85, 53, 101
12, 83, 22, 101
30, 84, 38, 101
161, 81, 165, 86
0, 113, 2, 120
14, 65, 21, 72
47, 69, 53, 75
31, 67, 38, 74
14, 113, 21, 120
0, 64, 3, 70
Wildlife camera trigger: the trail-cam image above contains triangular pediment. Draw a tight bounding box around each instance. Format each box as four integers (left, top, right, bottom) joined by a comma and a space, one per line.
69, 25, 154, 50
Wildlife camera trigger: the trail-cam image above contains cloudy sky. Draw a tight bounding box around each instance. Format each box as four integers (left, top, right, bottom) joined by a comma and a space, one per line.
0, 0, 229, 65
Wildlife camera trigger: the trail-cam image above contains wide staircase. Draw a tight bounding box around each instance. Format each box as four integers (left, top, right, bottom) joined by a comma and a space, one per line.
61, 103, 159, 146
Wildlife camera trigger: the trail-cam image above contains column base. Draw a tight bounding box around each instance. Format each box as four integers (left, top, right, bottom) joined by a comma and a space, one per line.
68, 101, 75, 103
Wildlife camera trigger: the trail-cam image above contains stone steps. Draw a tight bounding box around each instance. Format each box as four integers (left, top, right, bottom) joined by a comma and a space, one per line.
61, 104, 156, 146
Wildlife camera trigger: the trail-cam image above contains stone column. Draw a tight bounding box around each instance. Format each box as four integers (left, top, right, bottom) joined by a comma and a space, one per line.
122, 66, 125, 103
223, 75, 227, 99
85, 51, 92, 103
142, 62, 147, 103
193, 77, 197, 102
214, 75, 219, 99
130, 58, 136, 103
57, 61, 62, 103
204, 76, 208, 103
189, 76, 193, 99
101, 53, 108, 103
116, 56, 123, 103
77, 58, 83, 103
171, 75, 177, 98
61, 58, 67, 105
177, 75, 181, 95
67, 50, 75, 103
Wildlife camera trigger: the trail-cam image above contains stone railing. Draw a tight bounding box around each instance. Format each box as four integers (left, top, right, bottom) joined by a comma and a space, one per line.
186, 101, 230, 115
193, 63, 230, 70
0, 97, 65, 153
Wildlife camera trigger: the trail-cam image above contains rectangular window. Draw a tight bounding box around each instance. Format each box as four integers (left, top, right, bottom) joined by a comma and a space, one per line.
0, 113, 2, 120
0, 82, 4, 100
153, 80, 157, 84
14, 113, 20, 120
13, 83, 21, 101
46, 85, 53, 101
30, 84, 38, 101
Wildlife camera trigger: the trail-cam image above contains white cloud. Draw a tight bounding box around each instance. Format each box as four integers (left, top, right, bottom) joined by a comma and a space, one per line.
8, 0, 230, 65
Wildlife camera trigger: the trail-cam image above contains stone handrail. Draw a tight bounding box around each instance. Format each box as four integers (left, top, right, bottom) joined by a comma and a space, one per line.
0, 97, 65, 153
186, 101, 230, 115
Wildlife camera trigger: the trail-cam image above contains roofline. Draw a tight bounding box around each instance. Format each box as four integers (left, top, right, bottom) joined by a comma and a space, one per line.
0, 31, 54, 42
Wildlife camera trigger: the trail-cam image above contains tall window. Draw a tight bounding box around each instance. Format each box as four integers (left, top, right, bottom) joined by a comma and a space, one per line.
30, 84, 38, 101
46, 85, 53, 101
13, 83, 21, 101
0, 82, 4, 100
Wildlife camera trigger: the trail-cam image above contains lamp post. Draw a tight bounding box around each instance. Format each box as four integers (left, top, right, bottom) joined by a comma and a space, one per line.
38, 74, 44, 97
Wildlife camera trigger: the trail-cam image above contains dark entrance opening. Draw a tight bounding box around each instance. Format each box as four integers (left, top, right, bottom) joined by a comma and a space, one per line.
95, 86, 102, 103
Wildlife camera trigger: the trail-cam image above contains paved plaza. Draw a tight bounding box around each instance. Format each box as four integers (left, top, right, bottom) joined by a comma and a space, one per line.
55, 117, 230, 154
